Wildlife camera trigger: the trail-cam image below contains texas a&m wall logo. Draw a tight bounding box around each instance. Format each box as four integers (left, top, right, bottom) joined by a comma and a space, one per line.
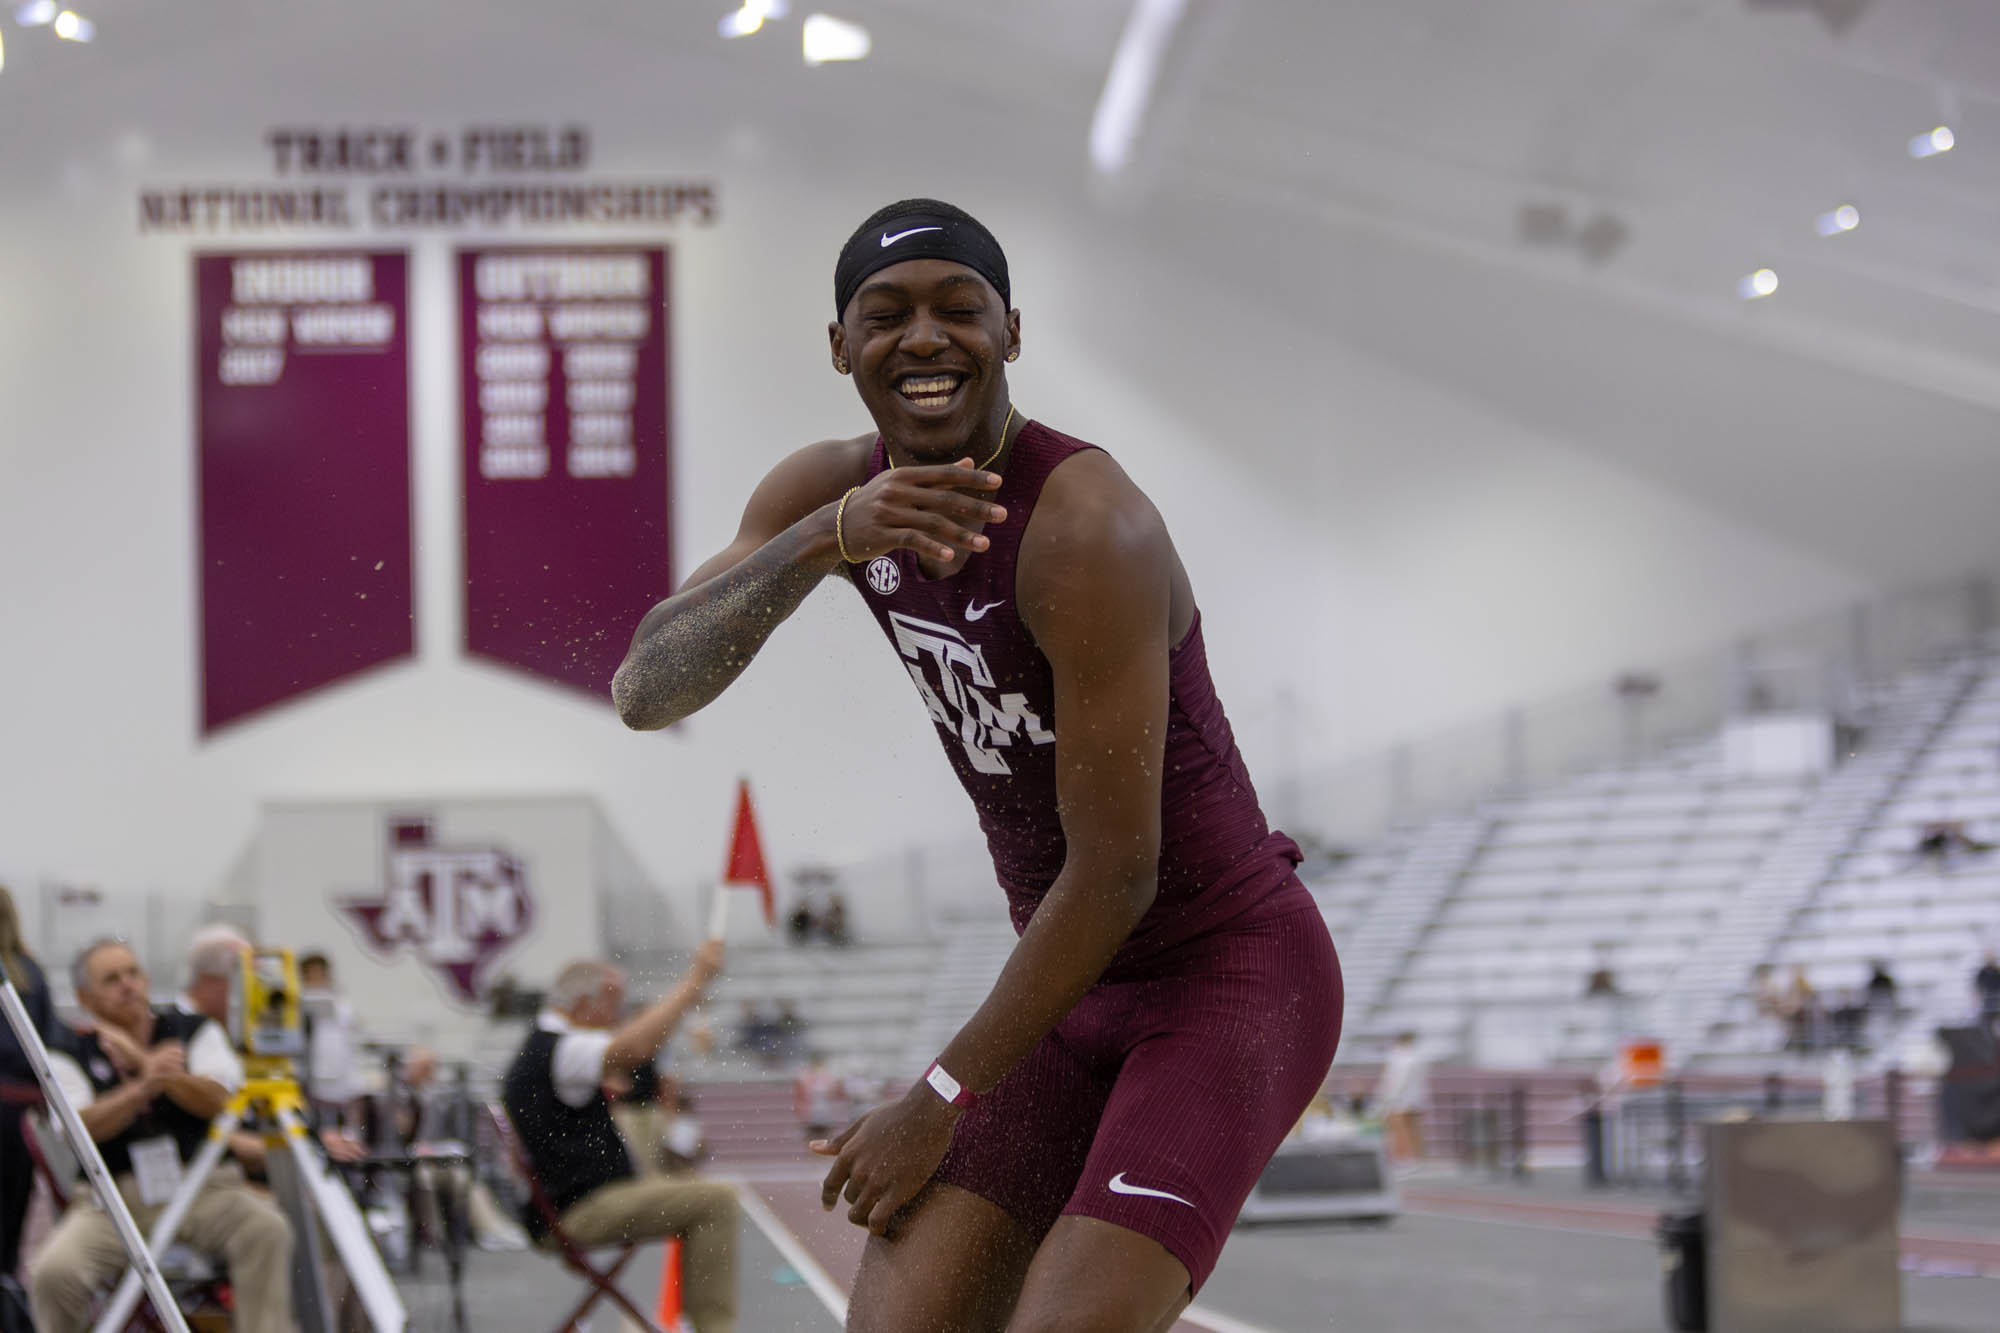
335, 818, 535, 1004
889, 610, 1052, 775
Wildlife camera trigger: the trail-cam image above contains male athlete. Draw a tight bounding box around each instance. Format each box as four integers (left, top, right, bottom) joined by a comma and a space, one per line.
613, 199, 1341, 1332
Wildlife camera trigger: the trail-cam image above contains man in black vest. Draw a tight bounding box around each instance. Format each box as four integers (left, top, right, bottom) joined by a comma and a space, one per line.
27, 939, 296, 1333
503, 940, 736, 1333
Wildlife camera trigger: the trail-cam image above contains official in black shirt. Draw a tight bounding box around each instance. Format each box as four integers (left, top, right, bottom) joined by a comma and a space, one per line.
27, 940, 297, 1333
503, 940, 736, 1333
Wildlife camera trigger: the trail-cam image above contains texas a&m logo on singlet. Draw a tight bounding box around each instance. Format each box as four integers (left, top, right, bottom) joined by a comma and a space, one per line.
889, 610, 1052, 775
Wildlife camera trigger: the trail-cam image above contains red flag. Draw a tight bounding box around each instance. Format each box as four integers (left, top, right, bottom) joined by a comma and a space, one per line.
722, 779, 775, 927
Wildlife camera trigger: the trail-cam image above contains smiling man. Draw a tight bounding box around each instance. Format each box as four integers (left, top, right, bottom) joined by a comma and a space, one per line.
612, 198, 1341, 1333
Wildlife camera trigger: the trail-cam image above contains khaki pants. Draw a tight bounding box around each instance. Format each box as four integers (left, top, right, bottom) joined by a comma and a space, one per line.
616, 1104, 698, 1176
28, 1163, 295, 1333
557, 1176, 737, 1333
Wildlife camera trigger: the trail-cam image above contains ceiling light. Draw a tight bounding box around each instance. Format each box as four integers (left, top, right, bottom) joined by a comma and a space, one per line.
1090, 0, 1188, 175
719, 8, 763, 37
1738, 268, 1779, 299
1814, 204, 1860, 237
52, 9, 92, 40
747, 0, 788, 17
0, 28, 6, 73
802, 13, 869, 65
15, 0, 54, 24
1908, 125, 1954, 158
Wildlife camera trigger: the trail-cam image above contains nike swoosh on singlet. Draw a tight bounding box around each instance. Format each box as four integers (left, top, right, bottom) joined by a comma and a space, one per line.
1107, 1173, 1195, 1208
881, 226, 944, 247
965, 599, 1005, 621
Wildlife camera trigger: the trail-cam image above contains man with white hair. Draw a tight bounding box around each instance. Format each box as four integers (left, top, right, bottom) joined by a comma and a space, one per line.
29, 939, 295, 1333
502, 941, 736, 1333
181, 923, 252, 1027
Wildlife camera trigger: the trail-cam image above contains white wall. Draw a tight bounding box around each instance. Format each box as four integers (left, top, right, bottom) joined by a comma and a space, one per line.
0, 12, 1875, 937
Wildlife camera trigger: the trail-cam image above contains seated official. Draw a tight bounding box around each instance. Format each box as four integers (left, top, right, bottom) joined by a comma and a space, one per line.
29, 939, 297, 1333
503, 942, 736, 1333
388, 1046, 528, 1252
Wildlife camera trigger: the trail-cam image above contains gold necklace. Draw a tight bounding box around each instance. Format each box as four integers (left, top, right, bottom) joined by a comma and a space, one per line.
889, 403, 1017, 472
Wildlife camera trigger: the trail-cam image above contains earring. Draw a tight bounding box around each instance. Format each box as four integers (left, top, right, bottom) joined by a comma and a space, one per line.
836, 360, 850, 375
1005, 349, 1020, 362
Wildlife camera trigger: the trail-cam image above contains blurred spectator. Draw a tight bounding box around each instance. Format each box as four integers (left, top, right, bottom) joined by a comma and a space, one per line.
1828, 991, 1866, 1052
394, 1046, 526, 1252
1822, 1046, 1858, 1121
299, 951, 365, 1127
30, 939, 296, 1333
1751, 963, 1787, 1046
1913, 820, 1993, 872
1584, 963, 1619, 998
820, 892, 850, 947
179, 922, 253, 1027
1975, 952, 2000, 1030
794, 1052, 843, 1140
501, 946, 737, 1333
1, 884, 61, 1288
787, 900, 815, 946
1782, 966, 1821, 1053
774, 999, 808, 1063
1371, 1032, 1429, 1162
735, 1001, 775, 1060
785, 880, 852, 948
1864, 959, 1899, 1034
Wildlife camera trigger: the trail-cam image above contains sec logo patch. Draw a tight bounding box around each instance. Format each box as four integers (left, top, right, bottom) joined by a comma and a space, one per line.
866, 556, 900, 595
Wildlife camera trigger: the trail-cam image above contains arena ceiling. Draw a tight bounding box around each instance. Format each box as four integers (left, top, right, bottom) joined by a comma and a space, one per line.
6, 0, 1997, 582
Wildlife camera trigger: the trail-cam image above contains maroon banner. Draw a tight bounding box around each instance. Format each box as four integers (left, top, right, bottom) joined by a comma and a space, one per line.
196, 251, 414, 734
459, 246, 672, 701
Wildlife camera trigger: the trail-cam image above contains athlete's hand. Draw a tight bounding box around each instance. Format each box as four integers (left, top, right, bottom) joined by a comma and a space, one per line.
810, 1086, 959, 1237
837, 460, 1007, 565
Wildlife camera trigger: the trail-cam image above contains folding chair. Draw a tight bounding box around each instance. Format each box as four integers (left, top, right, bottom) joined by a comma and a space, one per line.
485, 1104, 667, 1333
18, 1108, 232, 1333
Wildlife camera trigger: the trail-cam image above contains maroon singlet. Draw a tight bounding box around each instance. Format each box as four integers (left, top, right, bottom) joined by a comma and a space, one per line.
846, 420, 1341, 1290
846, 420, 1304, 978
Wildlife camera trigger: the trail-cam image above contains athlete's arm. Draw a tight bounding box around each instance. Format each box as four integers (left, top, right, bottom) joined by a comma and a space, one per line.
611, 441, 1005, 729
611, 441, 855, 730
930, 460, 1171, 1092
816, 454, 1173, 1233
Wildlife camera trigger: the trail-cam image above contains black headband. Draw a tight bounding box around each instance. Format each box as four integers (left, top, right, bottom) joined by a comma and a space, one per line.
833, 209, 1010, 317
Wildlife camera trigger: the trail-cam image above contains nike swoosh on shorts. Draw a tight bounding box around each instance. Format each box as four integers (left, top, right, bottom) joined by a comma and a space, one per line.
881, 226, 944, 247
1107, 1173, 1195, 1208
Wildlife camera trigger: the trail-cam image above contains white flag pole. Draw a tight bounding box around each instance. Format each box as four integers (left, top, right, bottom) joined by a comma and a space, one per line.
707, 883, 731, 942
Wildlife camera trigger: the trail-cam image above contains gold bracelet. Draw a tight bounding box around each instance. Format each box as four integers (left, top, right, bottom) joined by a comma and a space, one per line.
835, 485, 862, 564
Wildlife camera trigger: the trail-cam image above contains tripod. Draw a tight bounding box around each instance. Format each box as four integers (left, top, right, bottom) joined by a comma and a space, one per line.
91, 1056, 408, 1333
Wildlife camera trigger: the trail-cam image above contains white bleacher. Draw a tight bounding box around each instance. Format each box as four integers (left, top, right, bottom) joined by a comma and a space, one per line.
1302, 842, 1408, 942
1755, 658, 2000, 1054
1670, 647, 1997, 1063
685, 938, 940, 1077
1363, 739, 1816, 1058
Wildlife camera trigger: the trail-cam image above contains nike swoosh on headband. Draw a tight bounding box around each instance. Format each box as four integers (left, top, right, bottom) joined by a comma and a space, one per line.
881, 226, 945, 247
1107, 1173, 1195, 1208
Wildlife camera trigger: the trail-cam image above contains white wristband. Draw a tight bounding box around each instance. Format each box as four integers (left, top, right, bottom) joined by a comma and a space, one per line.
924, 1060, 975, 1110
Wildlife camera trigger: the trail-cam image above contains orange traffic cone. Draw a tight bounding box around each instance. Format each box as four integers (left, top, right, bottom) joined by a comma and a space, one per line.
653, 1237, 684, 1332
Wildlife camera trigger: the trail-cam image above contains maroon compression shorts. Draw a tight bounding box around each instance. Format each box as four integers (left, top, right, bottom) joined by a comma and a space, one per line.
933, 880, 1342, 1292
